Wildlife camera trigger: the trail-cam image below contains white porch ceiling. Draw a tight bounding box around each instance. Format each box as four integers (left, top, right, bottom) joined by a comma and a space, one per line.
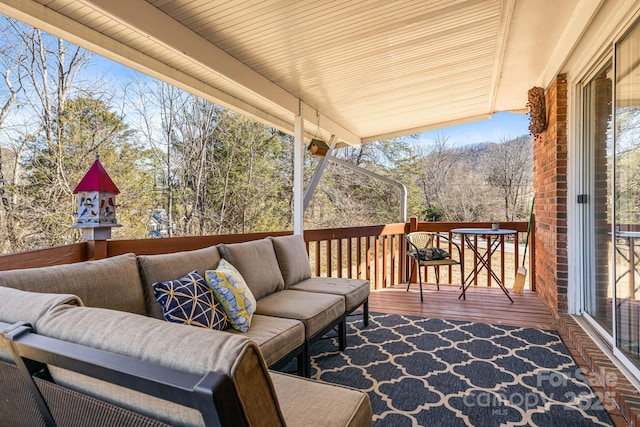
0, 0, 604, 147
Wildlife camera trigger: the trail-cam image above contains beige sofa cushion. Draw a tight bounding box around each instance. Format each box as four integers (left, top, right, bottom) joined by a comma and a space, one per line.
0, 254, 146, 315
37, 305, 285, 427
137, 245, 221, 319
256, 290, 344, 339
0, 286, 83, 326
269, 235, 312, 287
270, 372, 372, 427
290, 277, 370, 311
0, 286, 83, 363
227, 314, 305, 366
218, 240, 285, 300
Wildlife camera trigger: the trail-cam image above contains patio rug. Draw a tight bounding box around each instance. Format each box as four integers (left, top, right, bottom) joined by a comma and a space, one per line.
299, 313, 614, 427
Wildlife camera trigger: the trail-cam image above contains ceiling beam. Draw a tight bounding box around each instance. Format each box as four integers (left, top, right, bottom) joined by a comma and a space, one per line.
0, 0, 293, 131
83, 0, 300, 114
84, 0, 361, 146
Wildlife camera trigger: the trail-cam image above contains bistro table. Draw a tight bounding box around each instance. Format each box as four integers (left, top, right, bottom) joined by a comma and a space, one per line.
451, 228, 516, 303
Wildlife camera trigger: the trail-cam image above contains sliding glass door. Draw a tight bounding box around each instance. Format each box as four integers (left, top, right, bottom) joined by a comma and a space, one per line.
614, 23, 640, 365
583, 20, 640, 369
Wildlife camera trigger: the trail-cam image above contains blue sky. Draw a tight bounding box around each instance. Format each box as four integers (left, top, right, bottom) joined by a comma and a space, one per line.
417, 112, 530, 146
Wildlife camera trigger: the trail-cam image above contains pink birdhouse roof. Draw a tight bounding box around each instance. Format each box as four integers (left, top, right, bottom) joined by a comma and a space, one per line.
73, 158, 120, 194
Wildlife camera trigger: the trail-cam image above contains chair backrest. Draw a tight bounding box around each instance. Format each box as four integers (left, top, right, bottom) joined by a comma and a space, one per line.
406, 232, 435, 250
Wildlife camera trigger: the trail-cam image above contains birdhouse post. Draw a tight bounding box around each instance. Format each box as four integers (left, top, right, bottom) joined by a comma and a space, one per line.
72, 153, 122, 241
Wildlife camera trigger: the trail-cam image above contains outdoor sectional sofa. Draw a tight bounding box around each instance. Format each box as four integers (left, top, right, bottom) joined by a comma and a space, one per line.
0, 235, 372, 426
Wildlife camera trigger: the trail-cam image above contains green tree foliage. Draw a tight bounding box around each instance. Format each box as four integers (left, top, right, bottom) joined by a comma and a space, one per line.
206, 109, 291, 233
135, 81, 294, 237
22, 96, 152, 246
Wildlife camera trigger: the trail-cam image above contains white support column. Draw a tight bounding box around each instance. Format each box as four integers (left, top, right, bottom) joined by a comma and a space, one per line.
293, 112, 304, 236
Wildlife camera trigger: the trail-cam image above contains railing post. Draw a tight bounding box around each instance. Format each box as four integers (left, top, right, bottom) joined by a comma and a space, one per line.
409, 216, 419, 233
87, 240, 108, 260
408, 216, 419, 284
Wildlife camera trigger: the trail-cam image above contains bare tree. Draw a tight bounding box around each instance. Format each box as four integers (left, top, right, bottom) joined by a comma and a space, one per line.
129, 79, 185, 237
0, 19, 27, 251
485, 136, 533, 221
413, 134, 461, 220
9, 24, 94, 247
172, 97, 217, 235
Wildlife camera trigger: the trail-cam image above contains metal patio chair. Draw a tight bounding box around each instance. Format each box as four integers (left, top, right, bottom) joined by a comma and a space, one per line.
406, 231, 463, 302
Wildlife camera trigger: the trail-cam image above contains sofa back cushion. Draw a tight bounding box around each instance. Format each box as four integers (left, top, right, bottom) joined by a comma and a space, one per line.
269, 235, 312, 287
0, 286, 83, 363
218, 240, 285, 300
0, 254, 146, 315
137, 246, 221, 319
37, 305, 285, 427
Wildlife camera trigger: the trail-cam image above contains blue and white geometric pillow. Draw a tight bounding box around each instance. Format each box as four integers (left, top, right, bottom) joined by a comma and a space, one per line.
205, 259, 257, 333
152, 271, 228, 330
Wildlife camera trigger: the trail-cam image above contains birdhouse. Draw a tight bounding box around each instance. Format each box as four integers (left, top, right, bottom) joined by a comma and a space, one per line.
71, 153, 122, 240
307, 138, 330, 156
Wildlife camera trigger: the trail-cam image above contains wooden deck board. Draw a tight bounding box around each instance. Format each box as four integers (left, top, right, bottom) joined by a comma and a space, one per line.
368, 284, 557, 330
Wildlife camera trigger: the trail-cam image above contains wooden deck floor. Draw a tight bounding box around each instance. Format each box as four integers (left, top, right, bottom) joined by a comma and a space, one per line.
368, 283, 557, 330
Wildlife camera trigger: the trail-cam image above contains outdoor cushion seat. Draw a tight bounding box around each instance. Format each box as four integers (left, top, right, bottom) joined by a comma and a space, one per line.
270, 371, 372, 427
217, 239, 286, 301
227, 314, 305, 366
218, 239, 348, 348
255, 290, 345, 340
0, 286, 83, 331
0, 287, 83, 365
28, 303, 372, 427
0, 286, 83, 364
218, 239, 353, 377
289, 277, 369, 313
270, 235, 370, 326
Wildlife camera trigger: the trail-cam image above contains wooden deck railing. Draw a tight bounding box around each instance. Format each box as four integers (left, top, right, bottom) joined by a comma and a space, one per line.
0, 217, 535, 291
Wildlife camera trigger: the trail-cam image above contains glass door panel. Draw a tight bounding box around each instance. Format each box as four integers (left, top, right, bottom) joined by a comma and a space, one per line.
615, 23, 640, 364
584, 64, 613, 335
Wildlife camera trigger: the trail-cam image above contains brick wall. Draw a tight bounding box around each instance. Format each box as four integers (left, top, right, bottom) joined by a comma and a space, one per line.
532, 75, 569, 316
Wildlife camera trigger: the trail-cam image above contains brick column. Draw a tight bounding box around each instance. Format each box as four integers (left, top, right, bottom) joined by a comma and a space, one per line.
532, 75, 568, 316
